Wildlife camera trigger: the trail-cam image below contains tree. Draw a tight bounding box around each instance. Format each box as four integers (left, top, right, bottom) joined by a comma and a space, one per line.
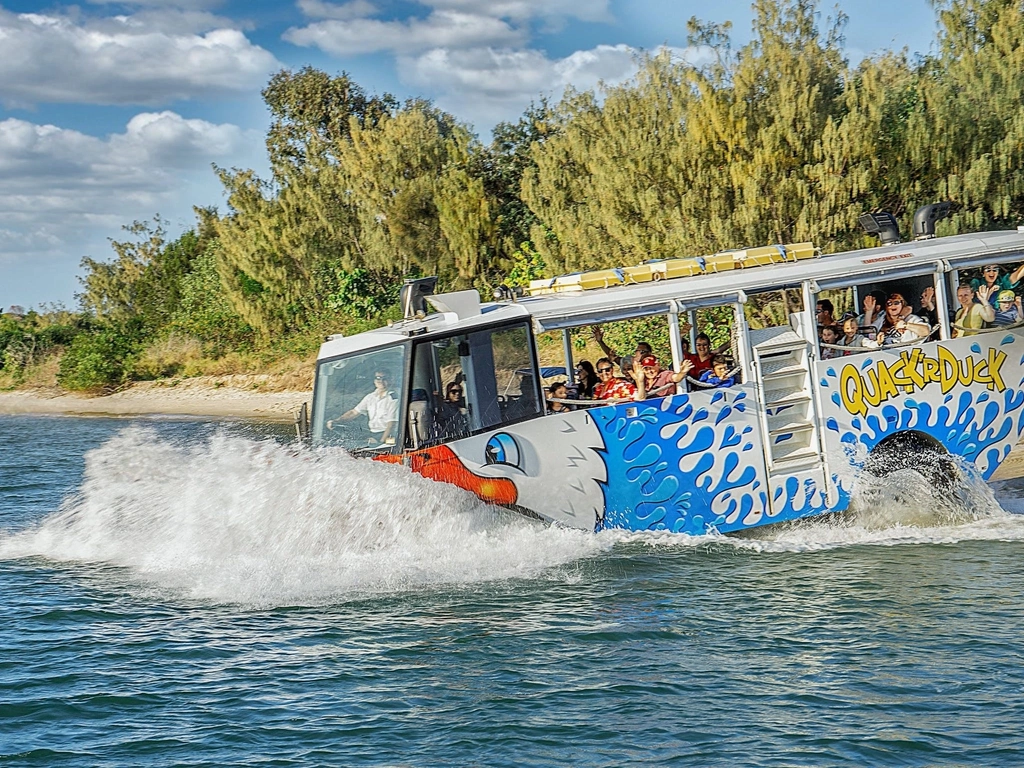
217, 72, 502, 337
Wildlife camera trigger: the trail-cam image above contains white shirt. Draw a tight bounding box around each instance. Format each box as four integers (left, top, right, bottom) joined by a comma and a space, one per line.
353, 389, 398, 433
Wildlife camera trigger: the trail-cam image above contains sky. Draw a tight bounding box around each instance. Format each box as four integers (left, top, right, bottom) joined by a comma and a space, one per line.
0, 0, 939, 313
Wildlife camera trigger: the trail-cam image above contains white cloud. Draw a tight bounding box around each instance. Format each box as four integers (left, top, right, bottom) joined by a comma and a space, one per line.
284, 10, 522, 56
297, 0, 377, 20
0, 113, 264, 309
86, 0, 226, 8
0, 112, 258, 207
399, 44, 641, 130
0, 8, 280, 107
426, 0, 612, 23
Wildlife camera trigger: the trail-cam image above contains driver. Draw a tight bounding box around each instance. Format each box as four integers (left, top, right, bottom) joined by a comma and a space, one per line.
326, 369, 398, 445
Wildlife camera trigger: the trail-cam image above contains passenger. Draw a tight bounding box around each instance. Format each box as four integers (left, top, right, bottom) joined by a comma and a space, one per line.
819, 325, 842, 359
872, 293, 930, 347
435, 381, 469, 438
917, 286, 939, 328
326, 369, 399, 445
837, 315, 866, 352
505, 373, 539, 420
635, 354, 694, 399
992, 290, 1023, 326
970, 263, 1024, 294
574, 360, 597, 399
698, 355, 735, 388
689, 333, 715, 378
592, 357, 638, 402
952, 283, 994, 337
857, 290, 887, 338
591, 326, 651, 375
816, 299, 835, 330
547, 382, 574, 413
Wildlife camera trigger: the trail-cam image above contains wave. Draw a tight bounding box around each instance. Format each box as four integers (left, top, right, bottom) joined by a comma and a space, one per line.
0, 427, 604, 605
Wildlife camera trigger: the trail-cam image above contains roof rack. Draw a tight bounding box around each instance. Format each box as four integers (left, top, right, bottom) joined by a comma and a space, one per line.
526, 242, 819, 296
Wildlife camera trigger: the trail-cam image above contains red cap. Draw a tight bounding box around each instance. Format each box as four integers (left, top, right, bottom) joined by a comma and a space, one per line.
640, 355, 658, 367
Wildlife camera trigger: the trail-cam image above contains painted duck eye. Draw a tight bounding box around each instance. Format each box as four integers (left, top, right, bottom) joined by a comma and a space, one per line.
484, 432, 521, 468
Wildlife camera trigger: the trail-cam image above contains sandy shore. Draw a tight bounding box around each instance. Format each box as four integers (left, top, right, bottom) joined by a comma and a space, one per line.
0, 380, 311, 423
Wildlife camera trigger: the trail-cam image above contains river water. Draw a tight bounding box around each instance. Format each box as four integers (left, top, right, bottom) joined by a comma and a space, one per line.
3, 414, 1024, 766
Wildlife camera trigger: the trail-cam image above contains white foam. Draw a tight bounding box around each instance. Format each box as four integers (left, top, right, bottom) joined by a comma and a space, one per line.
0, 427, 606, 606
614, 459, 1024, 553
5, 427, 1024, 603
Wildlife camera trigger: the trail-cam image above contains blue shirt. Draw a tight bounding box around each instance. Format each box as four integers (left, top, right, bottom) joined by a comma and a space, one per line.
699, 370, 734, 388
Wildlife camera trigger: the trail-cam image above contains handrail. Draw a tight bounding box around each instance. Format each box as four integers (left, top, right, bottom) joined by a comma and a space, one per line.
951, 318, 1024, 336
684, 367, 742, 388
820, 325, 941, 354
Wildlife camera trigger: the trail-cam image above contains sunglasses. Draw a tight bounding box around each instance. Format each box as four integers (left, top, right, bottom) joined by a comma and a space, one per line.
374, 375, 387, 380
597, 367, 613, 373
984, 267, 1000, 273
886, 301, 903, 307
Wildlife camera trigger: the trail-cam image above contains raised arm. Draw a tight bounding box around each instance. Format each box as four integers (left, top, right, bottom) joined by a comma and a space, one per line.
670, 358, 694, 383
975, 285, 997, 322
1010, 263, 1024, 285
591, 325, 617, 364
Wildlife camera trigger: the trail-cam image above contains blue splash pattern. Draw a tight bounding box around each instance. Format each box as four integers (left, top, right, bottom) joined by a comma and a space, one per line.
818, 333, 1024, 500
593, 386, 772, 535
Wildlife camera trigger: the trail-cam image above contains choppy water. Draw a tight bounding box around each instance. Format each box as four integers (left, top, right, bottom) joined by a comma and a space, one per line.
3, 414, 1024, 766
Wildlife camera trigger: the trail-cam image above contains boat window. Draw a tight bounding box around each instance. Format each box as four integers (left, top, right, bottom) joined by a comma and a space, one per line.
311, 345, 407, 450
949, 262, 1024, 336
405, 320, 541, 448
743, 288, 804, 330
815, 276, 942, 354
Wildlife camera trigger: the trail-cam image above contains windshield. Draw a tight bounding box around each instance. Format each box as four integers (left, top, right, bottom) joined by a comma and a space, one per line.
312, 345, 407, 451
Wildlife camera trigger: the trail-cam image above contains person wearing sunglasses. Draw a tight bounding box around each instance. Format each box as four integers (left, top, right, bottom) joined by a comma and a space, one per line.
970, 263, 1024, 294
591, 325, 652, 375
326, 369, 398, 444
435, 381, 469, 439
592, 357, 639, 402
872, 294, 930, 347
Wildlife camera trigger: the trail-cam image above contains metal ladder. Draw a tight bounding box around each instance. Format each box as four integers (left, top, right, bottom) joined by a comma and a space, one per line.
749, 326, 829, 507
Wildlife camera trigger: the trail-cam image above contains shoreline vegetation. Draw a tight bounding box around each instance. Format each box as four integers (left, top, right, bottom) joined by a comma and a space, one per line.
3, 0, 1024, 427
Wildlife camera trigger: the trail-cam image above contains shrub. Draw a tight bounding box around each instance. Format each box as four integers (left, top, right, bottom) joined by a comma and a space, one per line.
57, 321, 143, 392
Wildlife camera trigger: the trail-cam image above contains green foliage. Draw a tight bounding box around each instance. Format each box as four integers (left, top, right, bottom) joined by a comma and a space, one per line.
591, 317, 672, 364
78, 220, 210, 332
262, 66, 398, 176
695, 307, 735, 350
57, 319, 145, 392
504, 243, 546, 287
322, 267, 403, 319
477, 101, 554, 265
169, 243, 254, 355
216, 72, 500, 337
0, 310, 80, 381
